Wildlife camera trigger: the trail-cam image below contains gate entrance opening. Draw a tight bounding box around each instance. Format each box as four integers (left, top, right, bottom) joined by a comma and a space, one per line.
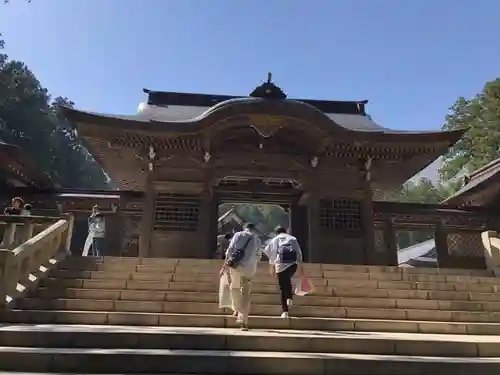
214, 176, 308, 260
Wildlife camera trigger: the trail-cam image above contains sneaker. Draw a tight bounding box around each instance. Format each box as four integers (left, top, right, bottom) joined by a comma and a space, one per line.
286, 299, 293, 308
281, 312, 289, 319
236, 314, 247, 328
240, 324, 249, 331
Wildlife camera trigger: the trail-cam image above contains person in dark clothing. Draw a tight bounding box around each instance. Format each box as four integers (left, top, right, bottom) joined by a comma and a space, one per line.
4, 197, 24, 215
264, 226, 304, 318
3, 197, 27, 246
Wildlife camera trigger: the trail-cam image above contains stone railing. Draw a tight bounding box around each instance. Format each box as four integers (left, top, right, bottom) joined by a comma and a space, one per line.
374, 202, 496, 269
481, 231, 500, 276
0, 214, 74, 308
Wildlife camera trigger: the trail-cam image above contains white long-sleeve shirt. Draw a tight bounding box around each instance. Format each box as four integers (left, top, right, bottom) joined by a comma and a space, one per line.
88, 215, 106, 238
225, 230, 262, 278
264, 233, 303, 273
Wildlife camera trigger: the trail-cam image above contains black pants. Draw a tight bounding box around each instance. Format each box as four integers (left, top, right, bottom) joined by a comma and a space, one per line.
277, 264, 297, 312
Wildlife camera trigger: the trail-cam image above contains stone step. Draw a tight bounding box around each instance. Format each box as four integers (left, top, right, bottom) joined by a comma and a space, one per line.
0, 374, 219, 375
34, 285, 500, 303
0, 346, 498, 374
0, 374, 108, 375
52, 268, 500, 285
63, 256, 492, 276
4, 309, 500, 335
8, 255, 498, 374
2, 325, 500, 357
39, 277, 500, 294
30, 288, 500, 312
13, 297, 500, 323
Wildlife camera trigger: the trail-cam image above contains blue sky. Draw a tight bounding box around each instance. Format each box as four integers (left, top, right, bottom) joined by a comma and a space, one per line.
1, 0, 499, 133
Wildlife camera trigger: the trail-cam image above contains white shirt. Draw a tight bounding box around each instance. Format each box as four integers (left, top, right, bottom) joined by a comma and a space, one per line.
88, 215, 106, 238
225, 230, 262, 278
264, 233, 303, 273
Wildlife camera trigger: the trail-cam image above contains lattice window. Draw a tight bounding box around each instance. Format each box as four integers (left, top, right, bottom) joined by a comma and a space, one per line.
154, 193, 200, 232
319, 199, 361, 232
319, 199, 334, 229
447, 232, 484, 257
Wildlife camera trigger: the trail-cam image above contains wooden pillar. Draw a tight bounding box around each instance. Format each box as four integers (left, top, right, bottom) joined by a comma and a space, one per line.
361, 158, 376, 265
198, 187, 218, 258
117, 195, 128, 257
105, 204, 122, 257
208, 193, 219, 258
435, 221, 451, 268
383, 220, 398, 266
56, 201, 66, 215
57, 202, 82, 256
307, 193, 321, 263
139, 170, 155, 258
291, 201, 309, 262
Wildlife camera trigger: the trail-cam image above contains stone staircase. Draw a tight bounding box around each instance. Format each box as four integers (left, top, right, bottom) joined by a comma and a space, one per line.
1, 256, 500, 373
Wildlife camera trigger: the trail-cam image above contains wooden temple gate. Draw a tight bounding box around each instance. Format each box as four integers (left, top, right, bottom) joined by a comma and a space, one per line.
59, 77, 468, 265
2, 77, 489, 267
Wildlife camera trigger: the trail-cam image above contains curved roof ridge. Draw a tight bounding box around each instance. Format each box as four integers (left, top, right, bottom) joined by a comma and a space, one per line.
143, 87, 369, 105
469, 156, 500, 180
63, 104, 466, 143
64, 99, 359, 136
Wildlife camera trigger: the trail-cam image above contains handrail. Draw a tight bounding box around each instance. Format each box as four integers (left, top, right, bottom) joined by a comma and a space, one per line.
0, 214, 74, 308
481, 231, 500, 276
0, 215, 62, 224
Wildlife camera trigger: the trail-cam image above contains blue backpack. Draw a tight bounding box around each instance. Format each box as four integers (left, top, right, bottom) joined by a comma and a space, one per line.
278, 241, 298, 264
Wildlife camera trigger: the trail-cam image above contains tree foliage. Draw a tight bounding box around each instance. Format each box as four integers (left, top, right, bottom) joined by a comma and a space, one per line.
440, 78, 500, 181
388, 177, 457, 204
219, 203, 289, 235
0, 35, 110, 189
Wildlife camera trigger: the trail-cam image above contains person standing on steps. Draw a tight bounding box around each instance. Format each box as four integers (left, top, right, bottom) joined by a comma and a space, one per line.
4, 197, 26, 246
87, 205, 106, 257
220, 223, 262, 331
264, 226, 304, 319
4, 197, 24, 215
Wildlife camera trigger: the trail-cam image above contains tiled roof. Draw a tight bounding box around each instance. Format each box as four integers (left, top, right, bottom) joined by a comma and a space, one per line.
445, 157, 500, 206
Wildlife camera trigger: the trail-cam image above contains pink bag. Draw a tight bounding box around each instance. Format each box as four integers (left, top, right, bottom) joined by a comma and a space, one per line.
295, 276, 315, 296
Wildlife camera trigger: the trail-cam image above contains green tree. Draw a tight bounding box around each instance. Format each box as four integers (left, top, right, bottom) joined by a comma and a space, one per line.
0, 36, 110, 189
440, 78, 500, 181
389, 177, 454, 204
388, 178, 457, 249
218, 203, 289, 235
49, 97, 111, 189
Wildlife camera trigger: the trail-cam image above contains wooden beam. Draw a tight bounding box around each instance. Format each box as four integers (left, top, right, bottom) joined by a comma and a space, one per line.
138, 171, 155, 258
152, 181, 204, 193
360, 162, 376, 265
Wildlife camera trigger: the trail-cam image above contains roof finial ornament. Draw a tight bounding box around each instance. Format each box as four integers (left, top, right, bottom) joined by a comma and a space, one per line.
249, 72, 287, 100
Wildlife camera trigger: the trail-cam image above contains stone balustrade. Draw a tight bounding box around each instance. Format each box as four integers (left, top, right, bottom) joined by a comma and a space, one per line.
481, 230, 500, 276
0, 214, 74, 308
